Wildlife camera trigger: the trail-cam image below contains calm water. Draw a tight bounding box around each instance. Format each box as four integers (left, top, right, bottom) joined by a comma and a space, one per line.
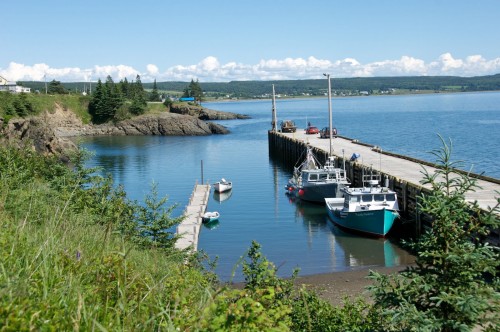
79, 92, 500, 281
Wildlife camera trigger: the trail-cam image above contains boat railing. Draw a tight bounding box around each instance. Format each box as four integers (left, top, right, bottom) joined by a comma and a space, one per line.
362, 173, 381, 188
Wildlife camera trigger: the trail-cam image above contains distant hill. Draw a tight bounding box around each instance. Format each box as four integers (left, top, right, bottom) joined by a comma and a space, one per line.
19, 74, 500, 99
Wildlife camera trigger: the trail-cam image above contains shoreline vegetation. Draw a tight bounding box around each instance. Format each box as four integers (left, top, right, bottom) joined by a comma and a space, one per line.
18, 73, 500, 100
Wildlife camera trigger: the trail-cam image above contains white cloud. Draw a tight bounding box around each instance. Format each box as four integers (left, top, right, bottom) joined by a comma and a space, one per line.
146, 64, 159, 76
1, 53, 500, 83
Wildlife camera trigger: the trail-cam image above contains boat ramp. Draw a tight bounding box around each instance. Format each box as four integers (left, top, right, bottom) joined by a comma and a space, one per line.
269, 130, 500, 244
175, 183, 211, 251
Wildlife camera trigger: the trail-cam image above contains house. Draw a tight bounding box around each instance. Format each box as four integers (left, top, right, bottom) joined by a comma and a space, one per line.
0, 75, 31, 93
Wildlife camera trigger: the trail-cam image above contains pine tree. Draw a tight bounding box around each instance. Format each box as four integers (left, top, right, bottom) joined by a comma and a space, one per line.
368, 136, 500, 331
129, 75, 147, 115
150, 79, 160, 102
189, 79, 203, 104
88, 79, 105, 123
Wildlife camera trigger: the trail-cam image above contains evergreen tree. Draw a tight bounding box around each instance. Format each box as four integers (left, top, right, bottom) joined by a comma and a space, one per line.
119, 78, 130, 99
88, 79, 108, 123
48, 80, 68, 94
189, 79, 203, 104
129, 75, 147, 115
150, 79, 160, 102
368, 136, 500, 331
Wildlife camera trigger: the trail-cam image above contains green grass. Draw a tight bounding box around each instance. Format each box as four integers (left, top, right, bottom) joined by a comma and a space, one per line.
0, 146, 386, 331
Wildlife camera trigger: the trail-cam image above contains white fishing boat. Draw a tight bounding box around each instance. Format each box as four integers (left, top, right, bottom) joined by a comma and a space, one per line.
285, 146, 350, 203
213, 178, 232, 193
202, 211, 220, 223
325, 173, 399, 237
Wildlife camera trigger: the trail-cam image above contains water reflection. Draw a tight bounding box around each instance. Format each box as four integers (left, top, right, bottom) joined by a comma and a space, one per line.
203, 219, 220, 230
213, 190, 233, 203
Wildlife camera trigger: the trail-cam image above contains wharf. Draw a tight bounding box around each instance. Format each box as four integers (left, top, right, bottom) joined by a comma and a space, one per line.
175, 183, 211, 251
269, 130, 500, 243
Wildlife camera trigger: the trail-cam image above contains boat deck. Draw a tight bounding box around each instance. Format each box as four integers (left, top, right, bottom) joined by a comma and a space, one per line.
175, 183, 211, 251
279, 130, 499, 212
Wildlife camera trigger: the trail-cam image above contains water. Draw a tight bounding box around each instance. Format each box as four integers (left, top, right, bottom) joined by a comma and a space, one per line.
79, 92, 500, 281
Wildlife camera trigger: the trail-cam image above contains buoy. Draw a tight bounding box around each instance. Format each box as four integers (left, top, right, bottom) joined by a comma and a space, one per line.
298, 189, 304, 196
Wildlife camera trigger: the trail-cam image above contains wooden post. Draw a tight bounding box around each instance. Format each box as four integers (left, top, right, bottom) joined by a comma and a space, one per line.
201, 160, 204, 184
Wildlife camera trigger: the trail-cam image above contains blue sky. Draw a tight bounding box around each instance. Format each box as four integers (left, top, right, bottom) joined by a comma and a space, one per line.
2, 0, 500, 82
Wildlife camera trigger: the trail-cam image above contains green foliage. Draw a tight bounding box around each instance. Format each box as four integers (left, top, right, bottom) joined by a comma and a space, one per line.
149, 78, 161, 102
132, 182, 183, 250
0, 145, 219, 330
47, 79, 68, 94
368, 135, 500, 331
88, 77, 125, 123
200, 240, 381, 331
182, 79, 203, 104
0, 92, 36, 118
290, 291, 384, 332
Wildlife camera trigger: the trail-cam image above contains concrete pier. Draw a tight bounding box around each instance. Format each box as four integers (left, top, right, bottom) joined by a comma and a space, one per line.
269, 130, 500, 243
175, 183, 211, 251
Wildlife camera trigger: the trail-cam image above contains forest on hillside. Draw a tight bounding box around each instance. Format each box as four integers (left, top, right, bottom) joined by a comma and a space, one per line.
19, 73, 500, 99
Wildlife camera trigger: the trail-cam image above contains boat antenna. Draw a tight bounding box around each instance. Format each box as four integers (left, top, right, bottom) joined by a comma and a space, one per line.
271, 84, 277, 131
323, 73, 333, 156
342, 148, 346, 173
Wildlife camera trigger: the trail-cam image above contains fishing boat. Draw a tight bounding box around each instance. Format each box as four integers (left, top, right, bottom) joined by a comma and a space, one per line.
285, 145, 350, 203
324, 173, 399, 237
284, 74, 350, 203
202, 211, 220, 223
213, 178, 232, 193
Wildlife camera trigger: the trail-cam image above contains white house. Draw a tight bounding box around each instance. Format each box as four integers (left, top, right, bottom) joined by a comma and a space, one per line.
0, 75, 31, 93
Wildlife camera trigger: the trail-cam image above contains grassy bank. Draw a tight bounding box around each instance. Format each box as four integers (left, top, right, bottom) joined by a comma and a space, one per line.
0, 146, 384, 331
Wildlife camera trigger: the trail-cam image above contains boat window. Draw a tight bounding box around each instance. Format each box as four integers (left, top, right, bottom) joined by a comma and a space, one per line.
386, 194, 396, 201
319, 173, 328, 181
349, 195, 360, 203
361, 194, 373, 202
374, 194, 385, 202
308, 174, 318, 181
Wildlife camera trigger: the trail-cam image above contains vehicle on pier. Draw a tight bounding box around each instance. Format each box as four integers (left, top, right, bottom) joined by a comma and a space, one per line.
305, 125, 319, 135
285, 146, 350, 203
280, 120, 297, 133
320, 127, 338, 138
325, 173, 399, 237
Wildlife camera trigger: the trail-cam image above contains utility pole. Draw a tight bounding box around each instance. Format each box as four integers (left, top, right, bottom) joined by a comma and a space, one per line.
324, 73, 333, 156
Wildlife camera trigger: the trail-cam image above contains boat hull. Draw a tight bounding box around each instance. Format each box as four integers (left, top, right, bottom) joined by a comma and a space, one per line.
214, 183, 232, 193
298, 182, 346, 203
326, 207, 398, 237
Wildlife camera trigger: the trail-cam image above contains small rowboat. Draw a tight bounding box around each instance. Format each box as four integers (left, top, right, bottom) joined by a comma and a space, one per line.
202, 211, 220, 223
213, 178, 232, 193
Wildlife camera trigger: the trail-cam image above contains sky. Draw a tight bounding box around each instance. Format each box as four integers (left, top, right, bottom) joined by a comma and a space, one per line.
2, 0, 500, 83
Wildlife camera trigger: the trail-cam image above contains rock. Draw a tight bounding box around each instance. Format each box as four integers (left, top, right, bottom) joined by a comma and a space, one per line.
0, 105, 232, 162
90, 113, 229, 136
170, 104, 250, 120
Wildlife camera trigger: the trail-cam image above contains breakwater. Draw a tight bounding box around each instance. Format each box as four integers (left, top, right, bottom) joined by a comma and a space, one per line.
268, 130, 500, 244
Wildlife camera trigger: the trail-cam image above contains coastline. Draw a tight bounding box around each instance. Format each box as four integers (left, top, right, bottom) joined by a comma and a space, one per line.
295, 265, 413, 306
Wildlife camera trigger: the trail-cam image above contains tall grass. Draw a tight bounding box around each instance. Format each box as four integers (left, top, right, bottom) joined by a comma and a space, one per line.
0, 146, 217, 330
0, 146, 382, 331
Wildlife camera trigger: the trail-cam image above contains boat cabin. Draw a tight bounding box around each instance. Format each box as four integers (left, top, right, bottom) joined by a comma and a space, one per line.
342, 187, 399, 211
303, 168, 347, 182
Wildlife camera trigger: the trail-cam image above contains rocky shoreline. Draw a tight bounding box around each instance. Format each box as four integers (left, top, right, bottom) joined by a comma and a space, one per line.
0, 103, 249, 162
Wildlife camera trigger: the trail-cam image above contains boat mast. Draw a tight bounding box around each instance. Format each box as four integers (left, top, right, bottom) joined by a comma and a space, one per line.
271, 84, 277, 131
324, 73, 333, 156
